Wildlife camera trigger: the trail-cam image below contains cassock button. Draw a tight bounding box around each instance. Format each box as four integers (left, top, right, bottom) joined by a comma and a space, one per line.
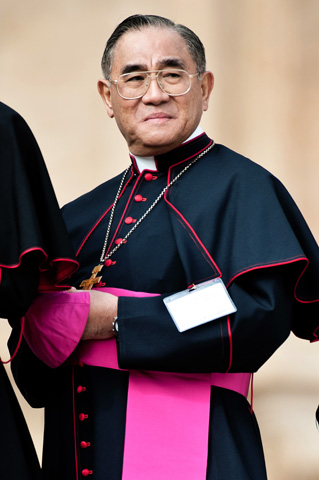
104, 259, 116, 267
78, 413, 88, 421
125, 216, 136, 225
77, 386, 86, 393
82, 469, 93, 477
134, 194, 146, 202
144, 173, 157, 181
115, 238, 127, 245
80, 441, 91, 449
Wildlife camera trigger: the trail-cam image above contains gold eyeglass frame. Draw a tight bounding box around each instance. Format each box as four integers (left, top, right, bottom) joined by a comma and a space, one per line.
109, 69, 200, 100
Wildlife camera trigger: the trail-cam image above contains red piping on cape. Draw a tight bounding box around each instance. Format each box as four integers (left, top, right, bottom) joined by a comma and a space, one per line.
312, 327, 319, 343
226, 256, 319, 343
0, 316, 25, 364
129, 132, 207, 174
76, 170, 134, 257
163, 139, 221, 277
0, 246, 78, 272
292, 257, 319, 304
181, 132, 207, 146
76, 206, 113, 257
0, 246, 47, 268
291, 259, 319, 341
172, 215, 222, 278
105, 169, 150, 258
225, 316, 233, 373
76, 137, 213, 259
249, 373, 254, 414
226, 256, 319, 304
0, 247, 79, 290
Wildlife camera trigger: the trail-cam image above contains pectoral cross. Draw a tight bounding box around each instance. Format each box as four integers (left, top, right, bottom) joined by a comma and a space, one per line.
80, 264, 103, 290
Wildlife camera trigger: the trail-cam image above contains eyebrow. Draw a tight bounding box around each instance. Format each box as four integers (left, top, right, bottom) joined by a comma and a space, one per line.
159, 58, 186, 70
120, 57, 186, 76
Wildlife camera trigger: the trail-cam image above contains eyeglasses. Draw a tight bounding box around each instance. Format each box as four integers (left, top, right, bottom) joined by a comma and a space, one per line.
110, 69, 200, 100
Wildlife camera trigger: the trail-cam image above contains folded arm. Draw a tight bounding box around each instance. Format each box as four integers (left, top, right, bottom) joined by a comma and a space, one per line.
23, 289, 118, 367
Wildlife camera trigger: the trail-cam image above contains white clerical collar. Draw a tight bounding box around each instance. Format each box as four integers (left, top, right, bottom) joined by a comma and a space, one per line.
132, 125, 204, 173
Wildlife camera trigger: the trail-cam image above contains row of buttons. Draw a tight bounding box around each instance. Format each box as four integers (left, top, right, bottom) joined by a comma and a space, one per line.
77, 172, 159, 474
103, 172, 158, 269
77, 384, 93, 477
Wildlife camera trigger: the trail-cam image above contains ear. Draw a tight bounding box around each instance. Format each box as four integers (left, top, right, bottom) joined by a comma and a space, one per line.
200, 71, 214, 112
97, 78, 114, 118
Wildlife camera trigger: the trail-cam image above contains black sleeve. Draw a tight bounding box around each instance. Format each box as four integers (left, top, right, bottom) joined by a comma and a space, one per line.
0, 363, 42, 479
116, 265, 295, 373
8, 326, 57, 408
3, 254, 60, 409
0, 254, 40, 320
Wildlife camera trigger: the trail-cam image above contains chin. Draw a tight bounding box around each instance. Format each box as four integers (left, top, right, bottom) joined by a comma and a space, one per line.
143, 134, 181, 153
140, 141, 178, 157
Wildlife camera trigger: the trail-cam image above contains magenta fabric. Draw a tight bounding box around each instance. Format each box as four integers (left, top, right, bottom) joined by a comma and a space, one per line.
24, 291, 90, 367
24, 286, 250, 479
77, 287, 251, 480
123, 371, 211, 480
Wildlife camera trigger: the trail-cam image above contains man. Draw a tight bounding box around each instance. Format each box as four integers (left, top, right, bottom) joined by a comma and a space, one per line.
10, 14, 319, 480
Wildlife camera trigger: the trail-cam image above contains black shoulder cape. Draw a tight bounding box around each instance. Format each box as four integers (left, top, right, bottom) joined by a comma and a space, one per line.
0, 102, 78, 318
62, 136, 319, 343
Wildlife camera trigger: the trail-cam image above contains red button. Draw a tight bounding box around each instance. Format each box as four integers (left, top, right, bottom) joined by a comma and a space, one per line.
82, 469, 93, 477
144, 173, 156, 181
78, 413, 88, 421
134, 194, 146, 202
125, 217, 136, 225
115, 238, 127, 245
80, 441, 91, 449
104, 259, 116, 267
77, 386, 86, 393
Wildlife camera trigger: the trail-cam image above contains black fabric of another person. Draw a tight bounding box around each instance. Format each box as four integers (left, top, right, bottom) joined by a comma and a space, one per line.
0, 102, 77, 480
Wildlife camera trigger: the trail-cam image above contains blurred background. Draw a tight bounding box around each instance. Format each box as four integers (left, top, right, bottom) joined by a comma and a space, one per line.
0, 0, 318, 478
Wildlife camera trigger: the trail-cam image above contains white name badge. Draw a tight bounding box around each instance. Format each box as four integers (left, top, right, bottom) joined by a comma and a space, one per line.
163, 278, 237, 332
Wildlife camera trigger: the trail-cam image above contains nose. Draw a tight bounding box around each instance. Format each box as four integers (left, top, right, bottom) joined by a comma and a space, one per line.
141, 74, 170, 104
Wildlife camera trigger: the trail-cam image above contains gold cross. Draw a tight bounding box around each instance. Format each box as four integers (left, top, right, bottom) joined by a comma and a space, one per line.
80, 264, 103, 290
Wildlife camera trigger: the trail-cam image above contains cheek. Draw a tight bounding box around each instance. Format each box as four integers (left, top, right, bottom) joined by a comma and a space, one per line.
179, 100, 201, 126
116, 101, 141, 125
189, 96, 204, 121
113, 107, 140, 141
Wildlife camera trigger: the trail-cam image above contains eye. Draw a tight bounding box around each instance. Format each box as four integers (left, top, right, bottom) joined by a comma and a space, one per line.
162, 70, 182, 79
124, 73, 146, 84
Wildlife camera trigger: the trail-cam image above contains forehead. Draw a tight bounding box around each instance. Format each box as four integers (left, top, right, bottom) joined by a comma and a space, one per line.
111, 27, 195, 75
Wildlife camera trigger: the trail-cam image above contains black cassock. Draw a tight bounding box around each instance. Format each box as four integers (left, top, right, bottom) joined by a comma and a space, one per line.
10, 133, 319, 479
0, 102, 77, 480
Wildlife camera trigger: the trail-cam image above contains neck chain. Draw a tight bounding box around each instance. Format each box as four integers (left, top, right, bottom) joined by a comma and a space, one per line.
80, 141, 215, 289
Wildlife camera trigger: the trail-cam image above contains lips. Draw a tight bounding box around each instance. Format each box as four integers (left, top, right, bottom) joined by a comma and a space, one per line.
144, 112, 172, 121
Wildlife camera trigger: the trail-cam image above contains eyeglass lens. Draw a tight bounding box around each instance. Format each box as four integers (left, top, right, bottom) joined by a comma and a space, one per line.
118, 70, 191, 99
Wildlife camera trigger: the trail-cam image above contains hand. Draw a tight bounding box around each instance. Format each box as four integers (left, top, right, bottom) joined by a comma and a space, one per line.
69, 288, 118, 340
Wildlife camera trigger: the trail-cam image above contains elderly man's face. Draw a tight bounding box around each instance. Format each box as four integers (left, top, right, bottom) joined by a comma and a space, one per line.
98, 27, 214, 157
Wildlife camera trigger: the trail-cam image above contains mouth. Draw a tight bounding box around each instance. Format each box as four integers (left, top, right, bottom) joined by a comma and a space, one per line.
144, 113, 172, 123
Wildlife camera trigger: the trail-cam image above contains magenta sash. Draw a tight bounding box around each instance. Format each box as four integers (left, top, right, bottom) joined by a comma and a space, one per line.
77, 287, 251, 480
